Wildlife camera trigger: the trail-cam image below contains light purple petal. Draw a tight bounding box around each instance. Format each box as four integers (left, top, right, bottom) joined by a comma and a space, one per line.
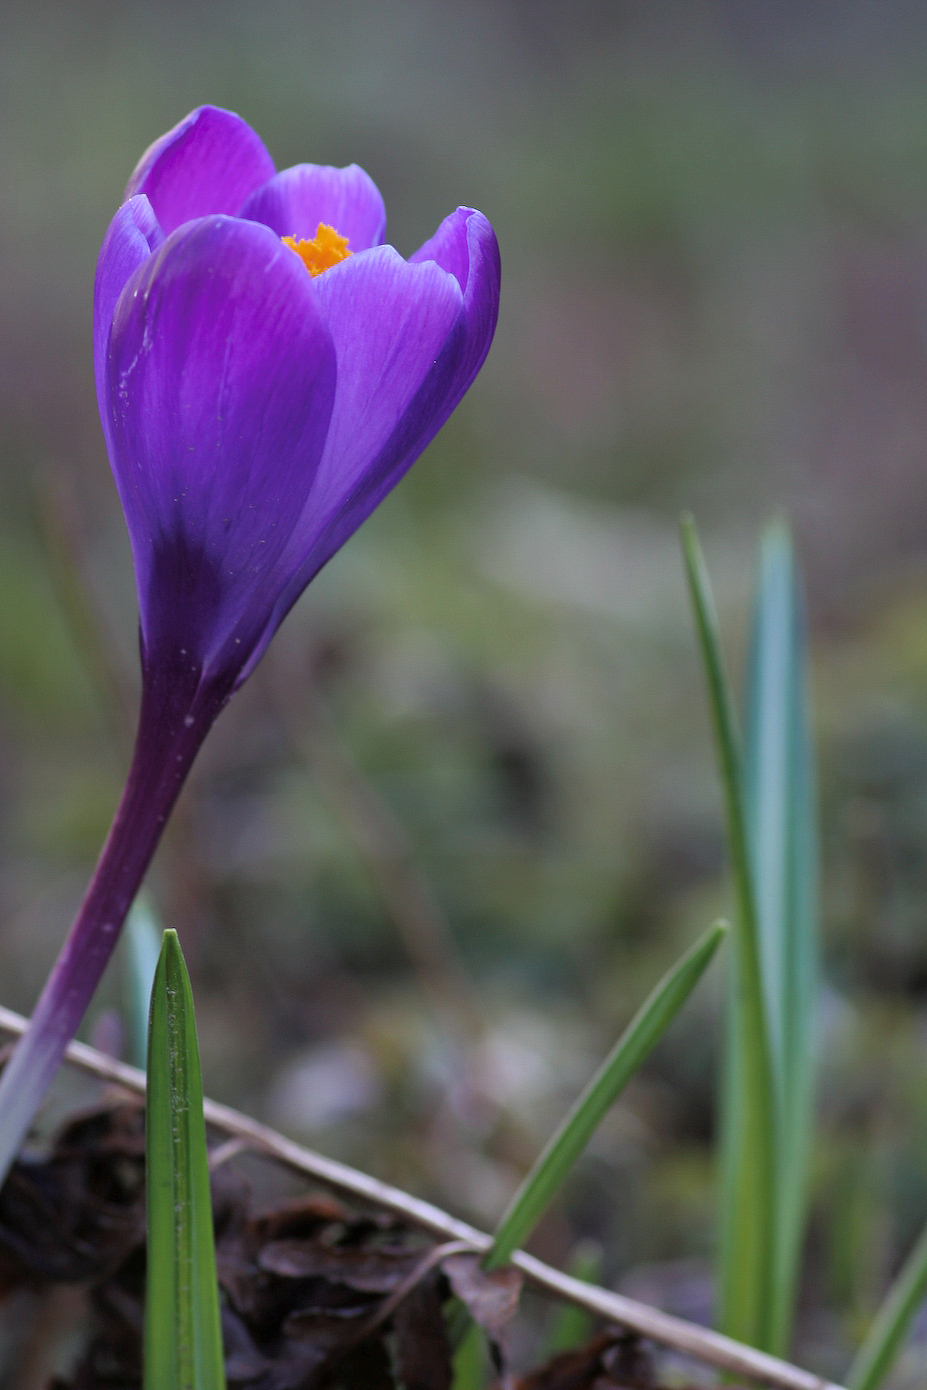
103, 215, 336, 677
412, 207, 501, 391
410, 206, 473, 289
125, 106, 276, 236
300, 246, 463, 522
93, 195, 164, 456
305, 210, 500, 533
238, 163, 386, 251
238, 216, 500, 679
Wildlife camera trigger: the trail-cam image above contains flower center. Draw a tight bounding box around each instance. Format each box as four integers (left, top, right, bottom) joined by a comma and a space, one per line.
282, 223, 352, 276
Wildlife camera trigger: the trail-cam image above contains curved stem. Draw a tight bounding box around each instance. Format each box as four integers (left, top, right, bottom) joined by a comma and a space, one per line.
0, 661, 226, 1186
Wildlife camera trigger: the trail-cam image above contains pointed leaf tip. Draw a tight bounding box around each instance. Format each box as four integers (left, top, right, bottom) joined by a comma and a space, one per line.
145, 928, 226, 1390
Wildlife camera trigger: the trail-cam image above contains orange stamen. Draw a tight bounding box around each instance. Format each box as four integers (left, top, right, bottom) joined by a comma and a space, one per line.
282, 223, 352, 277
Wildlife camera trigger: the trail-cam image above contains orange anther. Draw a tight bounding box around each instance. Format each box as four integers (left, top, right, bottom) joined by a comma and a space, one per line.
282, 223, 351, 277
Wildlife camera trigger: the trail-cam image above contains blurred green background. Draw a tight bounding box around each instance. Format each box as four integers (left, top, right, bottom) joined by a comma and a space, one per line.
5, 1, 927, 1380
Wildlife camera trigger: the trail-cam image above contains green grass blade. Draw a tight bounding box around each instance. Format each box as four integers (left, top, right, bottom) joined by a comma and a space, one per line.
123, 893, 163, 1069
451, 1323, 487, 1390
847, 1222, 927, 1390
743, 522, 818, 1354
542, 1241, 603, 1355
680, 514, 777, 1350
485, 920, 726, 1272
145, 930, 226, 1390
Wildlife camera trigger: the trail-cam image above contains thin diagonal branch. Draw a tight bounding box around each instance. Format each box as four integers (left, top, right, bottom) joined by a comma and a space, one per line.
0, 1004, 845, 1390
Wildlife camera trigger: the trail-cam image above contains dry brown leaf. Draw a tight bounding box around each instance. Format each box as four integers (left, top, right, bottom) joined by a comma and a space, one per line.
393, 1276, 453, 1390
258, 1237, 423, 1290
513, 1333, 624, 1390
441, 1251, 522, 1339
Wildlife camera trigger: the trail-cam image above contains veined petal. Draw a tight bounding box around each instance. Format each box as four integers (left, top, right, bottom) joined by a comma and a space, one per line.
410, 206, 473, 289
239, 224, 500, 680
305, 211, 500, 534
104, 216, 336, 676
239, 163, 386, 251
304, 246, 462, 520
93, 195, 164, 456
125, 106, 276, 236
412, 207, 501, 393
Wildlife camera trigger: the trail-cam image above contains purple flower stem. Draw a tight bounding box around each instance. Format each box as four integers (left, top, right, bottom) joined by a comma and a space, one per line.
0, 656, 228, 1187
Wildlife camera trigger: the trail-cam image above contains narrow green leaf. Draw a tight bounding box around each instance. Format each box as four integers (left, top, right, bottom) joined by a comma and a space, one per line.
485, 920, 726, 1272
145, 929, 226, 1390
679, 514, 777, 1350
743, 522, 818, 1353
542, 1241, 602, 1355
123, 893, 163, 1069
847, 1223, 927, 1390
451, 1323, 486, 1390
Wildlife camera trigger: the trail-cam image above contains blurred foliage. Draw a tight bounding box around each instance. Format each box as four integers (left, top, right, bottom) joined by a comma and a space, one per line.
4, 1, 927, 1382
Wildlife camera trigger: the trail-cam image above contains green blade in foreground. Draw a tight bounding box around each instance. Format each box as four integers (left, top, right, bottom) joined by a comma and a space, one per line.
484, 920, 726, 1272
451, 1322, 487, 1390
743, 522, 818, 1355
847, 1221, 927, 1390
680, 515, 777, 1352
145, 929, 226, 1390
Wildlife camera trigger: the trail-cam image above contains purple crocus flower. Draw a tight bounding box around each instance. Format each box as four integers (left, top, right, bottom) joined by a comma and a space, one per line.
0, 106, 499, 1180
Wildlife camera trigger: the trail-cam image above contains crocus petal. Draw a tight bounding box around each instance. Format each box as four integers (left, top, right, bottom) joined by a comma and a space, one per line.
93, 195, 164, 458
125, 106, 276, 236
239, 163, 386, 251
304, 210, 501, 542
104, 215, 336, 679
411, 207, 501, 394
239, 220, 500, 679
410, 206, 473, 289
307, 246, 463, 513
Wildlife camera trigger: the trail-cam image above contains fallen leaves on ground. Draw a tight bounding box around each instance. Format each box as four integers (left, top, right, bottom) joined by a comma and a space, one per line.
0, 1100, 700, 1389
